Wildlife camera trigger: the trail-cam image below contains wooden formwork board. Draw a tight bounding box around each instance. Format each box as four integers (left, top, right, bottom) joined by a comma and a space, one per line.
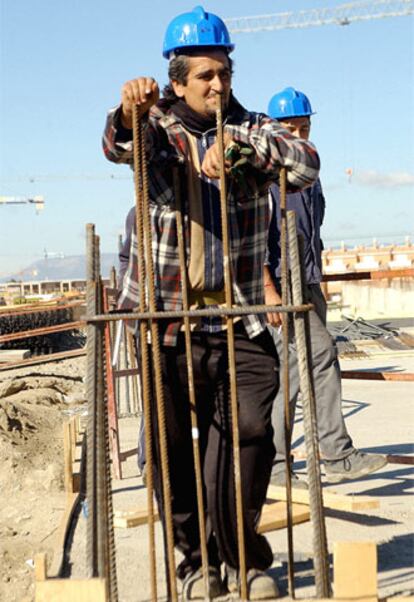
334, 541, 377, 602
44, 417, 84, 579
35, 579, 107, 602
267, 484, 380, 512
63, 416, 83, 495
113, 499, 310, 533
35, 554, 107, 601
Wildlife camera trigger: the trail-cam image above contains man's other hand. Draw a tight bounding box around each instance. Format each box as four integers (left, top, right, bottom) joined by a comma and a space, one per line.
265, 282, 283, 327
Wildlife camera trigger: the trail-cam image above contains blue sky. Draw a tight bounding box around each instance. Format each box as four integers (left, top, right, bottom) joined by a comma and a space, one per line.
1, 0, 413, 276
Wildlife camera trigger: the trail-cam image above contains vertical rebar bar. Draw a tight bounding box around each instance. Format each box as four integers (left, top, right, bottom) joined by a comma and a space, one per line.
101, 276, 119, 601
94, 236, 110, 583
136, 106, 178, 602
216, 101, 247, 600
131, 104, 158, 602
86, 223, 98, 577
287, 211, 330, 598
279, 168, 295, 597
174, 168, 211, 601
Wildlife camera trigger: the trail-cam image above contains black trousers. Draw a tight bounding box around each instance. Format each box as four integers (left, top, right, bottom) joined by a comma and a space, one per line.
148, 326, 279, 577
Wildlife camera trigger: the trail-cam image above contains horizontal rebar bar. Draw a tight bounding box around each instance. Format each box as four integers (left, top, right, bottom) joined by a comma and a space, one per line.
0, 348, 86, 371
0, 320, 85, 343
85, 303, 314, 323
0, 300, 84, 318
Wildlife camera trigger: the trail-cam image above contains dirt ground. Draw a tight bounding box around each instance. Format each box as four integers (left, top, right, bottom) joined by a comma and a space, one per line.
0, 357, 86, 602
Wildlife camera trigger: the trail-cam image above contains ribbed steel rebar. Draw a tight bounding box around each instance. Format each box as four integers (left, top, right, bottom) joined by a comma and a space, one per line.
279, 168, 295, 597
95, 238, 110, 583
132, 104, 158, 602
86, 223, 98, 577
137, 106, 178, 602
216, 101, 247, 600
102, 281, 119, 600
287, 211, 330, 598
87, 302, 314, 323
174, 168, 211, 601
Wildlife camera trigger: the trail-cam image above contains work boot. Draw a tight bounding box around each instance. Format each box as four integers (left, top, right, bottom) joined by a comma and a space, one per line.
225, 566, 279, 600
324, 449, 387, 483
181, 566, 223, 601
270, 469, 308, 490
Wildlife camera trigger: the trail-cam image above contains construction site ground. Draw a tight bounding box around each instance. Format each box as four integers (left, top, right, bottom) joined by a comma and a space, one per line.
0, 333, 413, 601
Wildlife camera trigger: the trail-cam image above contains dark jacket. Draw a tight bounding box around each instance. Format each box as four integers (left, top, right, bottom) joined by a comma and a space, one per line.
267, 179, 325, 285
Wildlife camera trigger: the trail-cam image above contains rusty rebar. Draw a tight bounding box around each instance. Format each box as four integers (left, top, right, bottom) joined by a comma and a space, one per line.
174, 168, 211, 601
87, 302, 314, 323
216, 100, 247, 600
279, 167, 295, 597
132, 105, 158, 602
287, 211, 330, 598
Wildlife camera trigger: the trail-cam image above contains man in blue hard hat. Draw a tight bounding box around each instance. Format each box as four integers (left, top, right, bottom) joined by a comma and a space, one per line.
104, 8, 320, 599
264, 87, 387, 488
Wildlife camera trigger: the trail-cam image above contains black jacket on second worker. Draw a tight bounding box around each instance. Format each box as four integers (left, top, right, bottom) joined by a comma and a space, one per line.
267, 179, 325, 286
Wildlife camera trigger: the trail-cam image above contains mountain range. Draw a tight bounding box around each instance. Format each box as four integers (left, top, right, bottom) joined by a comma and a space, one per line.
1, 254, 119, 283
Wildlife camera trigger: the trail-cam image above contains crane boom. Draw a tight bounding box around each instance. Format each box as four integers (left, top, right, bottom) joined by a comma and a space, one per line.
0, 195, 45, 213
224, 0, 413, 34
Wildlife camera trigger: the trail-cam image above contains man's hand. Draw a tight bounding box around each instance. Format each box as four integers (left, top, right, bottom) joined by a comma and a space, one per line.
120, 77, 160, 129
264, 281, 283, 327
201, 133, 232, 179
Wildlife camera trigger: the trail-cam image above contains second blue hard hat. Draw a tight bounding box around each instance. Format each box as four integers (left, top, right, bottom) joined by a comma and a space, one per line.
268, 87, 315, 119
163, 6, 235, 59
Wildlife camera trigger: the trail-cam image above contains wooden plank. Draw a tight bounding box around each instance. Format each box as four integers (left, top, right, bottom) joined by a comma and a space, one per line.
114, 507, 160, 528
257, 501, 309, 533
113, 501, 309, 532
0, 348, 86, 371
71, 425, 85, 493
297, 599, 378, 602
48, 492, 80, 577
35, 578, 107, 602
34, 553, 47, 581
0, 349, 31, 362
267, 483, 380, 512
334, 541, 377, 602
63, 422, 73, 494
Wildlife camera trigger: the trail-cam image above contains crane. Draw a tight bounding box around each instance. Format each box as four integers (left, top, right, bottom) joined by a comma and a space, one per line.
224, 0, 413, 33
0, 195, 45, 214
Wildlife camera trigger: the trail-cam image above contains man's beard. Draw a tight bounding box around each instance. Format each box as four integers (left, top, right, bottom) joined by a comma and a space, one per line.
205, 95, 228, 116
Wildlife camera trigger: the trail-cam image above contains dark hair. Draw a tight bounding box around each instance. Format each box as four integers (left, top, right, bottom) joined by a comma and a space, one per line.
162, 52, 234, 103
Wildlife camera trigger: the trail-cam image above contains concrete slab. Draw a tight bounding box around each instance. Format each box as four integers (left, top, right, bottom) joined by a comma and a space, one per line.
69, 349, 414, 600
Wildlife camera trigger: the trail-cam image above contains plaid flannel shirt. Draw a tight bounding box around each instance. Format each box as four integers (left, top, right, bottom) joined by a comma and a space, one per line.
102, 98, 320, 346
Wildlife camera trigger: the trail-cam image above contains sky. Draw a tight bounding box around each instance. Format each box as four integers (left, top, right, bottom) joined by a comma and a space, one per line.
1, 0, 413, 276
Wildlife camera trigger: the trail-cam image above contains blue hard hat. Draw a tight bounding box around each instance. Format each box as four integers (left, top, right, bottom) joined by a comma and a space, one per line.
268, 87, 315, 119
163, 6, 235, 59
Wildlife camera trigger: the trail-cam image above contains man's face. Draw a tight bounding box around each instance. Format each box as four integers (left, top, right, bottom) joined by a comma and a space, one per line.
172, 50, 232, 117
278, 116, 311, 140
